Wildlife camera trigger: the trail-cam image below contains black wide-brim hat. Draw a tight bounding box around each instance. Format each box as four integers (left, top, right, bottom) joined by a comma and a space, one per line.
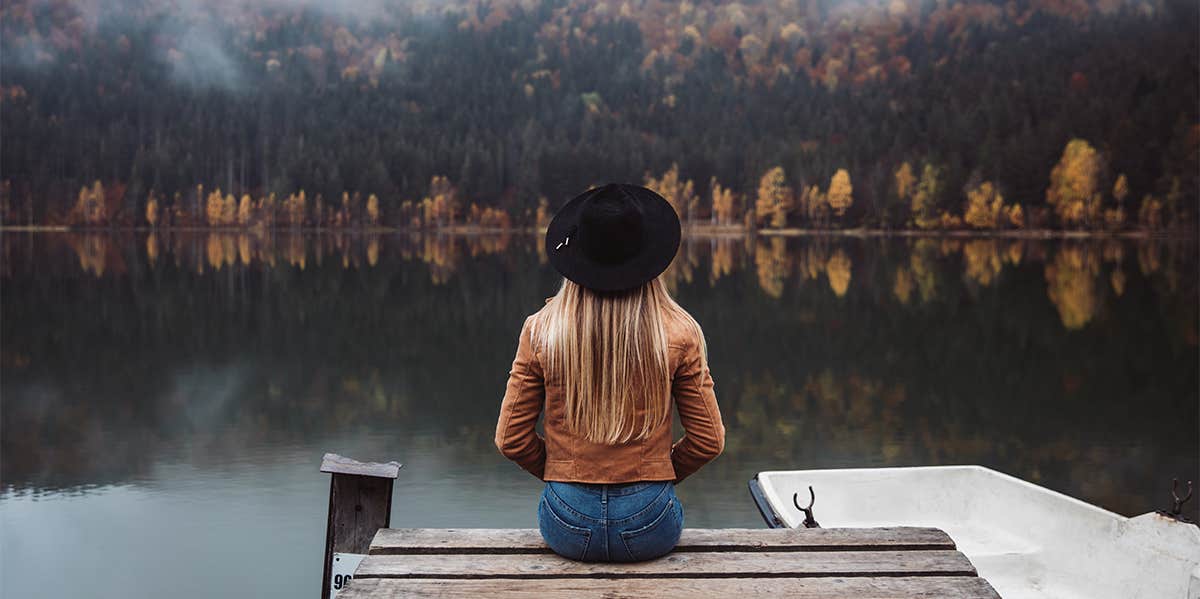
546, 183, 681, 292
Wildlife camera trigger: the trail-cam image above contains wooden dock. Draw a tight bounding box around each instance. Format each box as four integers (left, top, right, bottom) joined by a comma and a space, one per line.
336, 526, 1000, 598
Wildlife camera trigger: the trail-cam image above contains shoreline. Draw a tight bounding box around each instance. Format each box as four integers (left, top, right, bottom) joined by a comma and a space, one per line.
2, 224, 1194, 240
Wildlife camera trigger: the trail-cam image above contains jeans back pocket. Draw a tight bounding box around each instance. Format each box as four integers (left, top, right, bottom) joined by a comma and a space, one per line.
619, 496, 683, 562
538, 496, 592, 561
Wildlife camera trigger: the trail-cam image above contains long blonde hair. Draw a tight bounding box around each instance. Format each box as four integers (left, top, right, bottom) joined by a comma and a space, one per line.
533, 276, 706, 445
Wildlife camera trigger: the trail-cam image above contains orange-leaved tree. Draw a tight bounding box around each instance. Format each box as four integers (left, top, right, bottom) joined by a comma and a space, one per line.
1046, 139, 1103, 228
755, 166, 793, 228
826, 168, 854, 220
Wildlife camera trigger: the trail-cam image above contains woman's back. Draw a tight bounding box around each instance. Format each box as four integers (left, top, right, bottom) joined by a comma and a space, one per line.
493, 183, 725, 563
495, 298, 724, 484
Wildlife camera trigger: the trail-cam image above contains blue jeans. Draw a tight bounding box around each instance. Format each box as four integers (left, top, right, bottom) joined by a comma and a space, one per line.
537, 480, 683, 562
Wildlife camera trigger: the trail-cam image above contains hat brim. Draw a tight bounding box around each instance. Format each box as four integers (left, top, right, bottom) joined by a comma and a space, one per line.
545, 185, 681, 292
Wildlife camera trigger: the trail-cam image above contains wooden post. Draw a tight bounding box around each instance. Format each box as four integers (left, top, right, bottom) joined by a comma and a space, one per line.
320, 453, 402, 599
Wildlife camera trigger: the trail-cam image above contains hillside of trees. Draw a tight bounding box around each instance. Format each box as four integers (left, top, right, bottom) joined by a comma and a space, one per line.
1, 0, 1196, 231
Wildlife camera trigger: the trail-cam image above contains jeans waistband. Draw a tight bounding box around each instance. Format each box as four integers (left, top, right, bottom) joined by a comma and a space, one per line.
548, 481, 669, 497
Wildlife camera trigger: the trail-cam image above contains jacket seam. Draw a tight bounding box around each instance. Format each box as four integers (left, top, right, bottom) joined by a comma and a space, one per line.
502, 318, 538, 472
680, 353, 717, 475
696, 371, 717, 450
500, 357, 524, 458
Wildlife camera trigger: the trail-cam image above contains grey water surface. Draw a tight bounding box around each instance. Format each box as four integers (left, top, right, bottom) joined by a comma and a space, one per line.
2, 231, 1196, 598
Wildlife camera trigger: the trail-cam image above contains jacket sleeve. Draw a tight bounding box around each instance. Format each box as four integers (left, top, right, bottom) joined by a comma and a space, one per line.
670, 336, 725, 483
494, 315, 547, 480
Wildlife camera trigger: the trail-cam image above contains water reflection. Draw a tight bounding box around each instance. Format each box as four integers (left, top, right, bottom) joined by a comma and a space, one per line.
8, 231, 1195, 334
1, 231, 1197, 597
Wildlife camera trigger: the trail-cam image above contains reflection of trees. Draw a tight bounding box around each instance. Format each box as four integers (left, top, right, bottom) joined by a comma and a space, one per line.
1005, 240, 1024, 266
39, 232, 524, 285
1045, 245, 1100, 329
825, 249, 852, 297
963, 240, 1003, 287
15, 233, 1196, 337
661, 237, 704, 291
754, 237, 790, 298
795, 243, 825, 282
893, 266, 914, 304
2, 234, 550, 492
66, 234, 124, 278
1138, 242, 1161, 276
748, 236, 854, 297
708, 238, 738, 285
713, 357, 1196, 520
909, 239, 940, 303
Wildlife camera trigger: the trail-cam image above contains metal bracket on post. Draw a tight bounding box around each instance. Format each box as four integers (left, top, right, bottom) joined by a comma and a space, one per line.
320, 453, 402, 599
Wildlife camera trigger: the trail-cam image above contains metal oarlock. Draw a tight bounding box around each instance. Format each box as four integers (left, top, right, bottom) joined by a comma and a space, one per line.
1157, 478, 1194, 524
793, 485, 820, 529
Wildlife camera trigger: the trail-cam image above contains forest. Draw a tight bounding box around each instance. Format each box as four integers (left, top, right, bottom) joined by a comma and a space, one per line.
1, 0, 1196, 231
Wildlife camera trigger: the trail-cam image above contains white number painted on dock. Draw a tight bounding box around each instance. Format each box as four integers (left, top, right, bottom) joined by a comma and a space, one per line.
331, 552, 366, 598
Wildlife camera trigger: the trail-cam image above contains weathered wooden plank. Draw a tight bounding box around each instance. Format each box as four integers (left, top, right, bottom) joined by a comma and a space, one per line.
321, 453, 403, 479
370, 527, 955, 555
322, 473, 394, 599
336, 576, 1000, 598
353, 550, 977, 579
329, 475, 395, 554
321, 456, 399, 599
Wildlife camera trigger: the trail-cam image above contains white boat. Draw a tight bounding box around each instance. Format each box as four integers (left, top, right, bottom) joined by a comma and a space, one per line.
749, 465, 1200, 599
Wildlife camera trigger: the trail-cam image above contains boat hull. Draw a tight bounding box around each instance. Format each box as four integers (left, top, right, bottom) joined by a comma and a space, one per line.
753, 465, 1200, 599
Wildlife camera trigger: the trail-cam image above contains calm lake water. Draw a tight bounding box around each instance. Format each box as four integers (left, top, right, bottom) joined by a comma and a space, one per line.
2, 231, 1197, 598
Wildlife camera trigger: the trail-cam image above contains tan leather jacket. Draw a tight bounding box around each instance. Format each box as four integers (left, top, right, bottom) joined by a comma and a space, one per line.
494, 302, 725, 484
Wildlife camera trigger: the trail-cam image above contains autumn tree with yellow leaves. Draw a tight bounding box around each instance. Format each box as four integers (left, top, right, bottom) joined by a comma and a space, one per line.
535, 196, 551, 229
1104, 174, 1128, 229
222, 193, 237, 225
644, 163, 696, 223
755, 166, 793, 228
962, 181, 1022, 229
709, 177, 738, 226
145, 194, 159, 227
366, 194, 380, 226
70, 181, 108, 226
237, 194, 253, 225
910, 164, 943, 230
423, 175, 459, 227
284, 190, 307, 227
1046, 139, 1104, 228
826, 169, 854, 220
894, 162, 915, 201
893, 162, 916, 225
1112, 174, 1128, 207
204, 189, 223, 226
799, 184, 826, 225
893, 162, 946, 229
1138, 194, 1164, 230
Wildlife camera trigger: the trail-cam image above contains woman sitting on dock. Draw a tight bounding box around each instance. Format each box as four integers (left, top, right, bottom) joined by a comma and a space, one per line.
495, 183, 726, 563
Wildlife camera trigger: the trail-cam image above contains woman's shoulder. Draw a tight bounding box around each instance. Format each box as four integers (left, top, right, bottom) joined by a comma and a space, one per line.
519, 298, 555, 339
662, 305, 703, 351
528, 297, 554, 323
524, 297, 554, 318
